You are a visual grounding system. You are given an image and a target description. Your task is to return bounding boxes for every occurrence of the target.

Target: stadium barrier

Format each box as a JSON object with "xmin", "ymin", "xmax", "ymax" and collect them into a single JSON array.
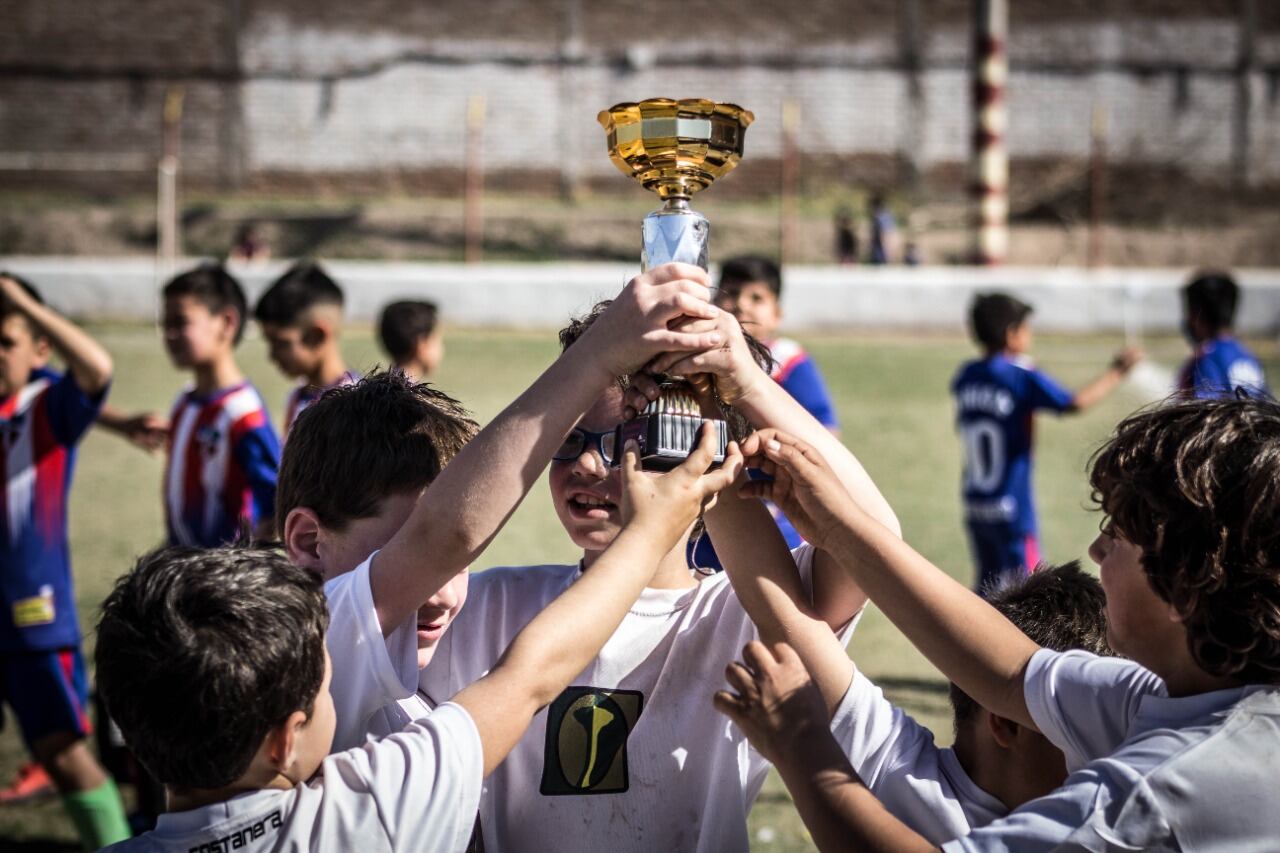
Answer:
[{"xmin": 3, "ymin": 257, "xmax": 1280, "ymax": 335}]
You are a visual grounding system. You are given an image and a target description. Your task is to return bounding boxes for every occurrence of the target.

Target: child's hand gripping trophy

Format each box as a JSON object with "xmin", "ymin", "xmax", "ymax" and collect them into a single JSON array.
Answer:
[{"xmin": 618, "ymin": 419, "xmax": 745, "ymax": 553}]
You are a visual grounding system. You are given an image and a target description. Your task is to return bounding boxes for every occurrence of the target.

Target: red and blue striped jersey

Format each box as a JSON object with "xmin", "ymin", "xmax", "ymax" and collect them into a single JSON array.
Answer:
[
  {"xmin": 768, "ymin": 338, "xmax": 839, "ymax": 429},
  {"xmin": 164, "ymin": 381, "xmax": 281, "ymax": 547},
  {"xmin": 0, "ymin": 368, "xmax": 106, "ymax": 652},
  {"xmin": 283, "ymin": 370, "xmax": 361, "ymax": 435}
]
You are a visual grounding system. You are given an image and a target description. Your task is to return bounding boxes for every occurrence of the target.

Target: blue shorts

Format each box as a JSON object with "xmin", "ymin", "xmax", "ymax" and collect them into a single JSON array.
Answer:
[
  {"xmin": 0, "ymin": 647, "xmax": 91, "ymax": 747},
  {"xmin": 966, "ymin": 522, "xmax": 1040, "ymax": 597}
]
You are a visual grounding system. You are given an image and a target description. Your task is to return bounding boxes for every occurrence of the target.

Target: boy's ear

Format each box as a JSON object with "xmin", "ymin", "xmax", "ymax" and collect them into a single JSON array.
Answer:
[
  {"xmin": 986, "ymin": 710, "xmax": 1021, "ymax": 750},
  {"xmin": 301, "ymin": 322, "xmax": 329, "ymax": 349},
  {"xmin": 265, "ymin": 710, "xmax": 309, "ymax": 775},
  {"xmin": 30, "ymin": 333, "xmax": 51, "ymax": 363},
  {"xmin": 217, "ymin": 307, "xmax": 241, "ymax": 343},
  {"xmin": 283, "ymin": 507, "xmax": 325, "ymax": 572}
]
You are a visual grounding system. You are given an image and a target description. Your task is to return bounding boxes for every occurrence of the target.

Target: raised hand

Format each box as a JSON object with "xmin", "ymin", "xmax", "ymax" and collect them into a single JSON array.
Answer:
[
  {"xmin": 630, "ymin": 310, "xmax": 769, "ymax": 413},
  {"xmin": 119, "ymin": 412, "xmax": 169, "ymax": 452},
  {"xmin": 736, "ymin": 429, "xmax": 855, "ymax": 552},
  {"xmin": 619, "ymin": 421, "xmax": 744, "ymax": 549},
  {"xmin": 712, "ymin": 641, "xmax": 830, "ymax": 765},
  {"xmin": 581, "ymin": 263, "xmax": 723, "ymax": 379}
]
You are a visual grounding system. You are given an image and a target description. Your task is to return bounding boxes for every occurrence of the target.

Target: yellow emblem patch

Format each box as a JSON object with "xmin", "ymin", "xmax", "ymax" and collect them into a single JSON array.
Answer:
[
  {"xmin": 13, "ymin": 593, "xmax": 55, "ymax": 628},
  {"xmin": 540, "ymin": 686, "xmax": 642, "ymax": 796}
]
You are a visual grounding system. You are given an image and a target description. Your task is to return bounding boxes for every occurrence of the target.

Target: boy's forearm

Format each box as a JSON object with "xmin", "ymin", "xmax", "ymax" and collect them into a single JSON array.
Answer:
[
  {"xmin": 1071, "ymin": 366, "xmax": 1124, "ymax": 412},
  {"xmin": 774, "ymin": 736, "xmax": 936, "ymax": 853},
  {"xmin": 374, "ymin": 350, "xmax": 614, "ymax": 627},
  {"xmin": 824, "ymin": 503, "xmax": 1039, "ymax": 729},
  {"xmin": 5, "ymin": 287, "xmax": 112, "ymax": 394},
  {"xmin": 732, "ymin": 375, "xmax": 894, "ymax": 624},
  {"xmin": 454, "ymin": 524, "xmax": 666, "ymax": 774},
  {"xmin": 707, "ymin": 498, "xmax": 854, "ymax": 713}
]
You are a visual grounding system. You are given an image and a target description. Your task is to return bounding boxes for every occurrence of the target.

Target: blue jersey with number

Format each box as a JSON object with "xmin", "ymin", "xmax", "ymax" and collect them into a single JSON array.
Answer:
[
  {"xmin": 952, "ymin": 355, "xmax": 1074, "ymax": 536},
  {"xmin": 1178, "ymin": 336, "xmax": 1269, "ymax": 400}
]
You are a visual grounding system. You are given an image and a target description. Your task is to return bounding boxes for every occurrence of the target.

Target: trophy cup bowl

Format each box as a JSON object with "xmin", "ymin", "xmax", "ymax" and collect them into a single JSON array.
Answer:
[{"xmin": 598, "ymin": 98, "xmax": 754, "ymax": 270}]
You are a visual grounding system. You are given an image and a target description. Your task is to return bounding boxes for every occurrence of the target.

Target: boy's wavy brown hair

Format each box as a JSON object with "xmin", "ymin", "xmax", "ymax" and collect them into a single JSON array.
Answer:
[{"xmin": 1089, "ymin": 395, "xmax": 1280, "ymax": 684}]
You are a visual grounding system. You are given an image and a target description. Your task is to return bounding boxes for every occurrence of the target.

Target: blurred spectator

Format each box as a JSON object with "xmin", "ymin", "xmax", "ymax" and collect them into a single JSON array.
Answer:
[
  {"xmin": 228, "ymin": 222, "xmax": 271, "ymax": 265},
  {"xmin": 378, "ymin": 299, "xmax": 444, "ymax": 380},
  {"xmin": 834, "ymin": 206, "xmax": 859, "ymax": 264},
  {"xmin": 904, "ymin": 241, "xmax": 922, "ymax": 266},
  {"xmin": 868, "ymin": 194, "xmax": 899, "ymax": 265}
]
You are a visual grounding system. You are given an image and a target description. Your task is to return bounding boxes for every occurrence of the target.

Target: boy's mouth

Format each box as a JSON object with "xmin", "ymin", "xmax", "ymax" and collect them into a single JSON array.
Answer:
[
  {"xmin": 567, "ymin": 490, "xmax": 617, "ymax": 520},
  {"xmin": 417, "ymin": 620, "xmax": 448, "ymax": 643}
]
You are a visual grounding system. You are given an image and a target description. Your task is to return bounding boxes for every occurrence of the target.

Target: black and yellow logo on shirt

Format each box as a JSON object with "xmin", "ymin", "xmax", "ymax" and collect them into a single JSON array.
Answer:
[{"xmin": 540, "ymin": 686, "xmax": 642, "ymax": 796}]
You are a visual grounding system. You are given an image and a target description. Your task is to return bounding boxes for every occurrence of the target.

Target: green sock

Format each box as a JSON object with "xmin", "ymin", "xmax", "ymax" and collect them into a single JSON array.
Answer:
[{"xmin": 62, "ymin": 777, "xmax": 132, "ymax": 851}]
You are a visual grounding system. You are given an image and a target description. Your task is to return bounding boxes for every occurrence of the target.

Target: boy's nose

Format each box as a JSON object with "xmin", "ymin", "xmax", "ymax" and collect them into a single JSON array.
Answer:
[
  {"xmin": 572, "ymin": 448, "xmax": 608, "ymax": 479},
  {"xmin": 427, "ymin": 581, "xmax": 459, "ymax": 612}
]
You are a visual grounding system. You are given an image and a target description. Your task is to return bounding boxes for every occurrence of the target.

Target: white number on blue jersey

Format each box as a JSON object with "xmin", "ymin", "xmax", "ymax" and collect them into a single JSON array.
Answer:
[{"xmin": 962, "ymin": 420, "xmax": 1005, "ymax": 493}]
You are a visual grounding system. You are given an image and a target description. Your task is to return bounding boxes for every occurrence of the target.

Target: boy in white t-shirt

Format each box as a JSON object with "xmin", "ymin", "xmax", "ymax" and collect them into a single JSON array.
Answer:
[
  {"xmin": 95, "ymin": 429, "xmax": 742, "ymax": 853},
  {"xmin": 271, "ymin": 263, "xmax": 725, "ymax": 753},
  {"xmin": 717, "ymin": 397, "xmax": 1280, "ymax": 851},
  {"xmin": 420, "ymin": 301, "xmax": 901, "ymax": 853}
]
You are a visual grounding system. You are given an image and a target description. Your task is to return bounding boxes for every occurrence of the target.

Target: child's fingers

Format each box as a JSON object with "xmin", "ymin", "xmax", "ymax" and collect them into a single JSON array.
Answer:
[
  {"xmin": 678, "ymin": 420, "xmax": 720, "ymax": 476},
  {"xmin": 712, "ymin": 690, "xmax": 747, "ymax": 722},
  {"xmin": 771, "ymin": 641, "xmax": 804, "ymax": 670},
  {"xmin": 724, "ymin": 661, "xmax": 760, "ymax": 702},
  {"xmin": 643, "ymin": 262, "xmax": 712, "ymax": 287},
  {"xmin": 741, "ymin": 640, "xmax": 776, "ymax": 679},
  {"xmin": 646, "ymin": 327, "xmax": 723, "ymax": 353},
  {"xmin": 699, "ymin": 441, "xmax": 744, "ymax": 496},
  {"xmin": 619, "ymin": 440, "xmax": 642, "ymax": 484},
  {"xmin": 661, "ymin": 288, "xmax": 719, "ymax": 322}
]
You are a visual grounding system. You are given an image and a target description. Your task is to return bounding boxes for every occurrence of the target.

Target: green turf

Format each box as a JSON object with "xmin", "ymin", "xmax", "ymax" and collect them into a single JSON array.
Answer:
[{"xmin": 2, "ymin": 324, "xmax": 1268, "ymax": 850}]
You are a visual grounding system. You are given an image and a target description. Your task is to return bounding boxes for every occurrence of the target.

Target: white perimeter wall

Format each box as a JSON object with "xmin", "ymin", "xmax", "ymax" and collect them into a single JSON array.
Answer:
[{"xmin": 5, "ymin": 256, "xmax": 1280, "ymax": 336}]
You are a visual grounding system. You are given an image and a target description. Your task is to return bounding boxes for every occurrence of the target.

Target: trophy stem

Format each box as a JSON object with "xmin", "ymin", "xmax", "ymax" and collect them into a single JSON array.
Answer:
[{"xmin": 642, "ymin": 198, "xmax": 710, "ymax": 271}]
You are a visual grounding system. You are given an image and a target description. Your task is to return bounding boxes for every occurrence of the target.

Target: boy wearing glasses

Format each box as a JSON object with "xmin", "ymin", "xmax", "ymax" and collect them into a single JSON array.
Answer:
[{"xmin": 419, "ymin": 298, "xmax": 901, "ymax": 852}]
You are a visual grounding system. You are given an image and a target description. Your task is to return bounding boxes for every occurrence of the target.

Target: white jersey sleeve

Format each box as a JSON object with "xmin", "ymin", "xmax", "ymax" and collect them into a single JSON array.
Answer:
[
  {"xmin": 320, "ymin": 702, "xmax": 484, "ymax": 852},
  {"xmin": 830, "ymin": 672, "xmax": 1005, "ymax": 843},
  {"xmin": 324, "ymin": 552, "xmax": 422, "ymax": 752},
  {"xmin": 1023, "ymin": 649, "xmax": 1165, "ymax": 771}
]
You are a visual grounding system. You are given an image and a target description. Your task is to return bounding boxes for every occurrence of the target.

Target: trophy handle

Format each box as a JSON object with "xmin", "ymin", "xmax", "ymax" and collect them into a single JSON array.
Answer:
[{"xmin": 642, "ymin": 199, "xmax": 709, "ymax": 271}]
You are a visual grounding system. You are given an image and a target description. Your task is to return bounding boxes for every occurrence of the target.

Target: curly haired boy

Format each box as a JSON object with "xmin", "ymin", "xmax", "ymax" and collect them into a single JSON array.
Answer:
[{"xmin": 715, "ymin": 395, "xmax": 1280, "ymax": 851}]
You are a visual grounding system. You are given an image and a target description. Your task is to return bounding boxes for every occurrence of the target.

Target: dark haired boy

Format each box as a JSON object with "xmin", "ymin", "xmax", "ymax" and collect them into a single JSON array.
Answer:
[
  {"xmin": 0, "ymin": 274, "xmax": 130, "ymax": 846},
  {"xmin": 278, "ymin": 264, "xmax": 727, "ymax": 752},
  {"xmin": 1178, "ymin": 269, "xmax": 1268, "ymax": 398},
  {"xmin": 719, "ymin": 399, "xmax": 1280, "ymax": 849},
  {"xmin": 378, "ymin": 299, "xmax": 443, "ymax": 380},
  {"xmin": 253, "ymin": 260, "xmax": 359, "ymax": 433},
  {"xmin": 157, "ymin": 265, "xmax": 280, "ymax": 546},
  {"xmin": 954, "ymin": 292, "xmax": 1139, "ymax": 592},
  {"xmin": 98, "ymin": 426, "xmax": 740, "ymax": 853}
]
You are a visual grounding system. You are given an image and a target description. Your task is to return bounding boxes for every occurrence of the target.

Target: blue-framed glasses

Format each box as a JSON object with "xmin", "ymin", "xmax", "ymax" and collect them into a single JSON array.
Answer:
[{"xmin": 553, "ymin": 427, "xmax": 618, "ymax": 465}]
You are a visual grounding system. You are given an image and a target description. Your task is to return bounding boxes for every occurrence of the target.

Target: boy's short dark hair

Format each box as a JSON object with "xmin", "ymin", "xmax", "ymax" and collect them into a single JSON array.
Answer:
[
  {"xmin": 162, "ymin": 264, "xmax": 249, "ymax": 345},
  {"xmin": 253, "ymin": 260, "xmax": 344, "ymax": 328},
  {"xmin": 557, "ymin": 300, "xmax": 773, "ymax": 442},
  {"xmin": 719, "ymin": 255, "xmax": 783, "ymax": 299},
  {"xmin": 950, "ymin": 561, "xmax": 1111, "ymax": 725},
  {"xmin": 95, "ymin": 546, "xmax": 329, "ymax": 789},
  {"xmin": 1090, "ymin": 396, "xmax": 1280, "ymax": 684},
  {"xmin": 0, "ymin": 272, "xmax": 46, "ymax": 337},
  {"xmin": 970, "ymin": 293, "xmax": 1032, "ymax": 352},
  {"xmin": 378, "ymin": 300, "xmax": 439, "ymax": 363},
  {"xmin": 276, "ymin": 370, "xmax": 478, "ymax": 534},
  {"xmin": 1183, "ymin": 270, "xmax": 1239, "ymax": 334}
]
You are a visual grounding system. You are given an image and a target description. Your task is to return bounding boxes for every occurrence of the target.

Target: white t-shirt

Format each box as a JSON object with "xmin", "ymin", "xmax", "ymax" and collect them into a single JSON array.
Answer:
[
  {"xmin": 104, "ymin": 702, "xmax": 484, "ymax": 853},
  {"xmin": 420, "ymin": 544, "xmax": 855, "ymax": 853},
  {"xmin": 946, "ymin": 648, "xmax": 1280, "ymax": 851},
  {"xmin": 828, "ymin": 670, "xmax": 1006, "ymax": 843},
  {"xmin": 323, "ymin": 553, "xmax": 421, "ymax": 752}
]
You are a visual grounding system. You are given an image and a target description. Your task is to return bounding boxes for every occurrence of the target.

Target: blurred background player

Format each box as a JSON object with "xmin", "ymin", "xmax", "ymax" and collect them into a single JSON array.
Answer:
[
  {"xmin": 0, "ymin": 274, "xmax": 129, "ymax": 848},
  {"xmin": 253, "ymin": 260, "xmax": 360, "ymax": 434},
  {"xmin": 708, "ymin": 255, "xmax": 838, "ymax": 562},
  {"xmin": 1178, "ymin": 269, "xmax": 1269, "ymax": 399},
  {"xmin": 955, "ymin": 292, "xmax": 1140, "ymax": 593},
  {"xmin": 378, "ymin": 299, "xmax": 444, "ymax": 380},
  {"xmin": 160, "ymin": 265, "xmax": 280, "ymax": 546}
]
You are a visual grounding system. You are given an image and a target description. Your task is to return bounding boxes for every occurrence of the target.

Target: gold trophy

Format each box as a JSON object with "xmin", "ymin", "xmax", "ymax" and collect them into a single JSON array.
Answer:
[{"xmin": 598, "ymin": 98, "xmax": 754, "ymax": 270}]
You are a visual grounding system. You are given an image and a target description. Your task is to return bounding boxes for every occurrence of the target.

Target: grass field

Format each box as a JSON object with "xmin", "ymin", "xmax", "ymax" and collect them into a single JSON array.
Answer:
[{"xmin": 2, "ymin": 323, "xmax": 1271, "ymax": 850}]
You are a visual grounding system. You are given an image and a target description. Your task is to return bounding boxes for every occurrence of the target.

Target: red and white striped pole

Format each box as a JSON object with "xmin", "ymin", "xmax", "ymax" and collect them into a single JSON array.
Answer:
[{"xmin": 972, "ymin": 0, "xmax": 1008, "ymax": 265}]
